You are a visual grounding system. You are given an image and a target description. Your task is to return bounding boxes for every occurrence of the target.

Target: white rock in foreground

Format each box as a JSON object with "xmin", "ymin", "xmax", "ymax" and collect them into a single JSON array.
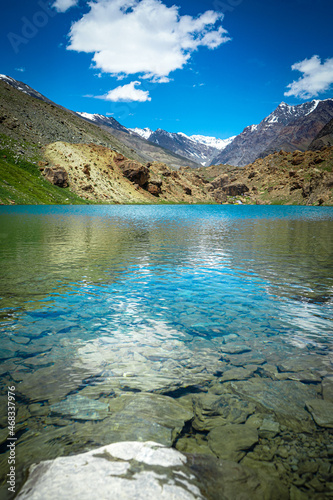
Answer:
[{"xmin": 16, "ymin": 441, "xmax": 204, "ymax": 500}]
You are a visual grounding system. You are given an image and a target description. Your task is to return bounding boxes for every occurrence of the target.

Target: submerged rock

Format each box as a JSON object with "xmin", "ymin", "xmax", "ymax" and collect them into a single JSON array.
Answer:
[
  {"xmin": 16, "ymin": 362, "xmax": 87, "ymax": 403},
  {"xmin": 64, "ymin": 392, "xmax": 194, "ymax": 447},
  {"xmin": 231, "ymin": 379, "xmax": 317, "ymax": 431},
  {"xmin": 72, "ymin": 321, "xmax": 223, "ymax": 394},
  {"xmin": 220, "ymin": 366, "xmax": 256, "ymax": 381},
  {"xmin": 50, "ymin": 394, "xmax": 109, "ymax": 421},
  {"xmin": 16, "ymin": 440, "xmax": 290, "ymax": 500},
  {"xmin": 187, "ymin": 454, "xmax": 289, "ymax": 500},
  {"xmin": 208, "ymin": 424, "xmax": 258, "ymax": 462},
  {"xmin": 220, "ymin": 344, "xmax": 252, "ymax": 355},
  {"xmin": 16, "ymin": 441, "xmax": 204, "ymax": 500},
  {"xmin": 103, "ymin": 393, "xmax": 194, "ymax": 446},
  {"xmin": 258, "ymin": 418, "xmax": 280, "ymax": 438},
  {"xmin": 322, "ymin": 376, "xmax": 333, "ymax": 402},
  {"xmin": 193, "ymin": 393, "xmax": 255, "ymax": 432},
  {"xmin": 305, "ymin": 399, "xmax": 333, "ymax": 428}
]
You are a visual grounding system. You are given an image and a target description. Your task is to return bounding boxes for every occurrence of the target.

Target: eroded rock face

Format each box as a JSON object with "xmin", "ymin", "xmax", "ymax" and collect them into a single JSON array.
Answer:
[
  {"xmin": 222, "ymin": 183, "xmax": 249, "ymax": 196},
  {"xmin": 117, "ymin": 159, "xmax": 149, "ymax": 186},
  {"xmin": 210, "ymin": 174, "xmax": 229, "ymax": 189},
  {"xmin": 43, "ymin": 166, "xmax": 69, "ymax": 187},
  {"xmin": 146, "ymin": 178, "xmax": 163, "ymax": 196}
]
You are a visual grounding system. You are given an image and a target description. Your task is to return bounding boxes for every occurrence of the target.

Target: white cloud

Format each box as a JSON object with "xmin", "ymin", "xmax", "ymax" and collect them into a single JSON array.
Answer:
[
  {"xmin": 285, "ymin": 55, "xmax": 333, "ymax": 99},
  {"xmin": 52, "ymin": 0, "xmax": 78, "ymax": 13},
  {"xmin": 15, "ymin": 67, "xmax": 25, "ymax": 72},
  {"xmin": 67, "ymin": 0, "xmax": 230, "ymax": 81},
  {"xmin": 95, "ymin": 81, "xmax": 151, "ymax": 102}
]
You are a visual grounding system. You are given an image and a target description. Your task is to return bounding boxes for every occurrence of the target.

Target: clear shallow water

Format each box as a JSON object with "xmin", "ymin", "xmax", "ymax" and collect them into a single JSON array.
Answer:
[{"xmin": 0, "ymin": 205, "xmax": 333, "ymax": 498}]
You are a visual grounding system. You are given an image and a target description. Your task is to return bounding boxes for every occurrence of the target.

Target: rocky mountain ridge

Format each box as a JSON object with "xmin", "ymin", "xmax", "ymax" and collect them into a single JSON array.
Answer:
[
  {"xmin": 211, "ymin": 99, "xmax": 333, "ymax": 167},
  {"xmin": 130, "ymin": 126, "xmax": 236, "ymax": 166},
  {"xmin": 74, "ymin": 109, "xmax": 200, "ymax": 169},
  {"xmin": 125, "ymin": 99, "xmax": 333, "ymax": 168}
]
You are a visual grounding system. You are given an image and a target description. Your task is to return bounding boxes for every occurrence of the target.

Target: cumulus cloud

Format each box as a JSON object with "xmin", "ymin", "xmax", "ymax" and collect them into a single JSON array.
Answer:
[
  {"xmin": 67, "ymin": 0, "xmax": 229, "ymax": 81},
  {"xmin": 285, "ymin": 55, "xmax": 333, "ymax": 99},
  {"xmin": 95, "ymin": 81, "xmax": 151, "ymax": 102},
  {"xmin": 52, "ymin": 0, "xmax": 78, "ymax": 13}
]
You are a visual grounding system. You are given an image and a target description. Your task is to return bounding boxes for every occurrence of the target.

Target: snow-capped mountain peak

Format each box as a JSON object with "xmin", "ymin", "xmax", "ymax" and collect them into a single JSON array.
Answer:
[
  {"xmin": 210, "ymin": 97, "xmax": 333, "ymax": 167},
  {"xmin": 128, "ymin": 127, "xmax": 236, "ymax": 165},
  {"xmin": 263, "ymin": 99, "xmax": 333, "ymax": 127},
  {"xmin": 76, "ymin": 111, "xmax": 110, "ymax": 122},
  {"xmin": 178, "ymin": 133, "xmax": 236, "ymax": 150},
  {"xmin": 129, "ymin": 127, "xmax": 153, "ymax": 140}
]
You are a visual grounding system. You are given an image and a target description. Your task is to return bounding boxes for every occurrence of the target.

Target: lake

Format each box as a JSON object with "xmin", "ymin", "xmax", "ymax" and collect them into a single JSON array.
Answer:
[{"xmin": 0, "ymin": 205, "xmax": 333, "ymax": 499}]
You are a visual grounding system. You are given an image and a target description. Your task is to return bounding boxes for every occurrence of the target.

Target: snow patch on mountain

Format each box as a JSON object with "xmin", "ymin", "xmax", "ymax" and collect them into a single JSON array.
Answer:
[
  {"xmin": 132, "ymin": 127, "xmax": 235, "ymax": 152},
  {"xmin": 0, "ymin": 74, "xmax": 16, "ymax": 83},
  {"xmin": 130, "ymin": 127, "xmax": 153, "ymax": 140},
  {"xmin": 0, "ymin": 74, "xmax": 52, "ymax": 102},
  {"xmin": 76, "ymin": 112, "xmax": 103, "ymax": 122},
  {"xmin": 178, "ymin": 133, "xmax": 236, "ymax": 150},
  {"xmin": 263, "ymin": 99, "xmax": 333, "ymax": 128}
]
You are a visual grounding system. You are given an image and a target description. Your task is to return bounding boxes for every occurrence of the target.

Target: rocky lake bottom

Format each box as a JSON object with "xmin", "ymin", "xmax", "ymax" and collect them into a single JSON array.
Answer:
[{"xmin": 0, "ymin": 204, "xmax": 332, "ymax": 499}]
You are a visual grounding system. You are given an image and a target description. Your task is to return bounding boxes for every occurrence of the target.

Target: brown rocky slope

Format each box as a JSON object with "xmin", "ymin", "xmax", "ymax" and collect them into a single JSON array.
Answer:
[
  {"xmin": 197, "ymin": 147, "xmax": 333, "ymax": 206},
  {"xmin": 42, "ymin": 141, "xmax": 333, "ymax": 206},
  {"xmin": 43, "ymin": 142, "xmax": 216, "ymax": 204}
]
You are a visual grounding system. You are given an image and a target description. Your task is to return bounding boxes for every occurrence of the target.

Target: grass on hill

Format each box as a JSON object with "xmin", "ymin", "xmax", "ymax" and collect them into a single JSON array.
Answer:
[{"xmin": 0, "ymin": 135, "xmax": 92, "ymax": 205}]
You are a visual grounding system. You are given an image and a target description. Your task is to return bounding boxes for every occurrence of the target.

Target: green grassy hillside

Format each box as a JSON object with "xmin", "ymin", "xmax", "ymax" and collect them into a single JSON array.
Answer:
[{"xmin": 0, "ymin": 136, "xmax": 90, "ymax": 205}]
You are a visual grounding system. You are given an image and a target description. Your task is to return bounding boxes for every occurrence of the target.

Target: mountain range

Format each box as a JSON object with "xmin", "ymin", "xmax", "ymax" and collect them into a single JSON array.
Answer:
[
  {"xmin": 1, "ymin": 74, "xmax": 333, "ymax": 171},
  {"xmin": 212, "ymin": 99, "xmax": 333, "ymax": 166},
  {"xmin": 77, "ymin": 99, "xmax": 333, "ymax": 168},
  {"xmin": 75, "ymin": 112, "xmax": 235, "ymax": 167},
  {"xmin": 129, "ymin": 127, "xmax": 235, "ymax": 166},
  {"xmin": 0, "ymin": 74, "xmax": 332, "ymax": 207}
]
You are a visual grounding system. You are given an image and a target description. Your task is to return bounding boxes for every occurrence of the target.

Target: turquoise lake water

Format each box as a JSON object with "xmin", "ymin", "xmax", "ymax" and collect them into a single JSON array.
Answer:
[{"xmin": 0, "ymin": 205, "xmax": 333, "ymax": 498}]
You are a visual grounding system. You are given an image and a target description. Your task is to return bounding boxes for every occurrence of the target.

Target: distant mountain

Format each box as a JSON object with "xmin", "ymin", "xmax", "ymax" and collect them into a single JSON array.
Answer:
[
  {"xmin": 129, "ymin": 127, "xmax": 235, "ymax": 166},
  {"xmin": 211, "ymin": 99, "xmax": 333, "ymax": 167},
  {"xmin": 76, "ymin": 112, "xmax": 129, "ymax": 133},
  {"xmin": 185, "ymin": 133, "xmax": 235, "ymax": 151},
  {"xmin": 130, "ymin": 127, "xmax": 153, "ymax": 140},
  {"xmin": 75, "ymin": 112, "xmax": 200, "ymax": 169},
  {"xmin": 0, "ymin": 75, "xmax": 201, "ymax": 169}
]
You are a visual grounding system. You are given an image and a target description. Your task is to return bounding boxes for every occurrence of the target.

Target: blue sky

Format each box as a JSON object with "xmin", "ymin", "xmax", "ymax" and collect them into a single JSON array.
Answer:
[{"xmin": 1, "ymin": 0, "xmax": 333, "ymax": 138}]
